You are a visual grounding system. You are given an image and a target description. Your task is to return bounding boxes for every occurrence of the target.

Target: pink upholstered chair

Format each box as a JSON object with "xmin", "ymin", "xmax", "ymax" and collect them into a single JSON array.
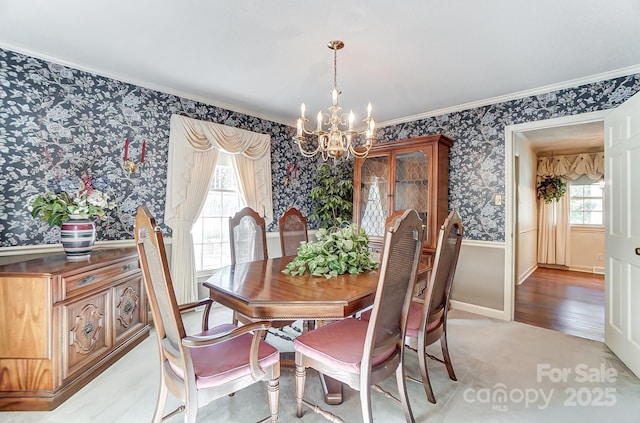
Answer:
[
  {"xmin": 405, "ymin": 210, "xmax": 463, "ymax": 404},
  {"xmin": 134, "ymin": 206, "xmax": 280, "ymax": 423},
  {"xmin": 229, "ymin": 207, "xmax": 296, "ymax": 335},
  {"xmin": 278, "ymin": 207, "xmax": 308, "ymax": 257},
  {"xmin": 293, "ymin": 209, "xmax": 425, "ymax": 422},
  {"xmin": 361, "ymin": 210, "xmax": 463, "ymax": 404},
  {"xmin": 229, "ymin": 206, "xmax": 269, "ymax": 327}
]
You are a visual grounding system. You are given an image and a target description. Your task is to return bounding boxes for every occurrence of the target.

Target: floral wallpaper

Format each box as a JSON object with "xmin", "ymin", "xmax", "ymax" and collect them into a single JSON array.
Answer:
[
  {"xmin": 1, "ymin": 46, "xmax": 639, "ymax": 248},
  {"xmin": 376, "ymin": 75, "xmax": 640, "ymax": 241},
  {"xmin": 0, "ymin": 47, "xmax": 318, "ymax": 247}
]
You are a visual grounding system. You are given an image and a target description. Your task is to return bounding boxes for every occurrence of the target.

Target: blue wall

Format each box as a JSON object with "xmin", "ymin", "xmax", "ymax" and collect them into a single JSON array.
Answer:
[{"xmin": 1, "ymin": 47, "xmax": 639, "ymax": 247}]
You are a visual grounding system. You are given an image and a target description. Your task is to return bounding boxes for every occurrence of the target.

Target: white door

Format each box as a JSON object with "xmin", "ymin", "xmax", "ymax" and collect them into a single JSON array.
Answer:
[{"xmin": 604, "ymin": 91, "xmax": 640, "ymax": 378}]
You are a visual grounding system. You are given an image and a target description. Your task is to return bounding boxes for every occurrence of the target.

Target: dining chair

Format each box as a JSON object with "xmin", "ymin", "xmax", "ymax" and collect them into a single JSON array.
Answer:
[
  {"xmin": 360, "ymin": 210, "xmax": 463, "ymax": 404},
  {"xmin": 278, "ymin": 207, "xmax": 308, "ymax": 257},
  {"xmin": 229, "ymin": 206, "xmax": 269, "ymax": 326},
  {"xmin": 229, "ymin": 207, "xmax": 296, "ymax": 336},
  {"xmin": 134, "ymin": 206, "xmax": 280, "ymax": 423},
  {"xmin": 293, "ymin": 209, "xmax": 425, "ymax": 423},
  {"xmin": 405, "ymin": 210, "xmax": 463, "ymax": 404}
]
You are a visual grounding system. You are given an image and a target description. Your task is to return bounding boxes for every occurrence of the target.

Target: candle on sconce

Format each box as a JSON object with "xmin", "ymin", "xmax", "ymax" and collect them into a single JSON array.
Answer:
[
  {"xmin": 141, "ymin": 140, "xmax": 146, "ymax": 163},
  {"xmin": 316, "ymin": 111, "xmax": 322, "ymax": 131},
  {"xmin": 124, "ymin": 138, "xmax": 129, "ymax": 161}
]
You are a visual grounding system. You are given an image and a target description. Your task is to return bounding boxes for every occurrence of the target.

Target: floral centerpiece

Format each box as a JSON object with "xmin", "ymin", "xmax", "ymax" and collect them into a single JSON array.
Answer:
[
  {"xmin": 282, "ymin": 223, "xmax": 378, "ymax": 278},
  {"xmin": 29, "ymin": 171, "xmax": 116, "ymax": 227},
  {"xmin": 537, "ymin": 176, "xmax": 567, "ymax": 204}
]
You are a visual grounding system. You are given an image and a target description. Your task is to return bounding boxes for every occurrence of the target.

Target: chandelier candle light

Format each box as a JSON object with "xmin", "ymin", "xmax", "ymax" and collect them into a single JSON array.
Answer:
[
  {"xmin": 123, "ymin": 138, "xmax": 146, "ymax": 176},
  {"xmin": 294, "ymin": 40, "xmax": 377, "ymax": 161}
]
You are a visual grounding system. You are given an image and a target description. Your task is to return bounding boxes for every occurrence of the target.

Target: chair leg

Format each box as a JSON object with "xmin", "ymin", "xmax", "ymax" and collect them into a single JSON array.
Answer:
[
  {"xmin": 152, "ymin": 380, "xmax": 168, "ymax": 423},
  {"xmin": 295, "ymin": 364, "xmax": 306, "ymax": 418},
  {"xmin": 359, "ymin": 384, "xmax": 373, "ymax": 423},
  {"xmin": 440, "ymin": 331, "xmax": 457, "ymax": 381},
  {"xmin": 395, "ymin": 357, "xmax": 415, "ymax": 423},
  {"xmin": 184, "ymin": 393, "xmax": 198, "ymax": 423},
  {"xmin": 267, "ymin": 377, "xmax": 280, "ymax": 422},
  {"xmin": 418, "ymin": 342, "xmax": 437, "ymax": 404}
]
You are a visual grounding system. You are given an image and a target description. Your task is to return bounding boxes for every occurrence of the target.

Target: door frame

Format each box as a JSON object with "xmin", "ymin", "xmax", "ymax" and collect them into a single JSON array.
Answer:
[{"xmin": 503, "ymin": 110, "xmax": 608, "ymax": 320}]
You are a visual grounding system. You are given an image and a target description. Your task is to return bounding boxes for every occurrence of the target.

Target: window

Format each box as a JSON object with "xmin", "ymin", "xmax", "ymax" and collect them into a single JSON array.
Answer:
[
  {"xmin": 569, "ymin": 175, "xmax": 604, "ymax": 225},
  {"xmin": 192, "ymin": 152, "xmax": 246, "ymax": 272}
]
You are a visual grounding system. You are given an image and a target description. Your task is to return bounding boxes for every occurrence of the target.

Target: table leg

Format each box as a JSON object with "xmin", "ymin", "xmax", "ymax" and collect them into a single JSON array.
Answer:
[{"xmin": 319, "ymin": 374, "xmax": 343, "ymax": 405}]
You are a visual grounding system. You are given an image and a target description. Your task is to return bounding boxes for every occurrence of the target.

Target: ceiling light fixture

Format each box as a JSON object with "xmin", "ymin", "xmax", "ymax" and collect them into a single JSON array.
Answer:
[{"xmin": 294, "ymin": 40, "xmax": 376, "ymax": 161}]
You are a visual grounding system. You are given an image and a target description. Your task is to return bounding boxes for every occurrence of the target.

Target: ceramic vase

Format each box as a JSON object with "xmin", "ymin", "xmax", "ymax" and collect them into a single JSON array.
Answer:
[{"xmin": 60, "ymin": 215, "xmax": 96, "ymax": 261}]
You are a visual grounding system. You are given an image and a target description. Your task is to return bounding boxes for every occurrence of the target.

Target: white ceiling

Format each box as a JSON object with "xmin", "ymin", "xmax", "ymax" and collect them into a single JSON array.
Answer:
[
  {"xmin": 517, "ymin": 121, "xmax": 604, "ymax": 155},
  {"xmin": 1, "ymin": 0, "xmax": 640, "ymax": 129}
]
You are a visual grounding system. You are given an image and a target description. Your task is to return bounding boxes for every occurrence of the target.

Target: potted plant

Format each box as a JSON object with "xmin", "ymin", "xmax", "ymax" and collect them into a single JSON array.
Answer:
[
  {"xmin": 309, "ymin": 161, "xmax": 353, "ymax": 229},
  {"xmin": 537, "ymin": 176, "xmax": 567, "ymax": 203},
  {"xmin": 29, "ymin": 171, "xmax": 115, "ymax": 260}
]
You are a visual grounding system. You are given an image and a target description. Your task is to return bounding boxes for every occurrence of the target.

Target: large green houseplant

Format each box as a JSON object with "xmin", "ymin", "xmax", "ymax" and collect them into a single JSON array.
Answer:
[{"xmin": 309, "ymin": 161, "xmax": 353, "ymax": 229}]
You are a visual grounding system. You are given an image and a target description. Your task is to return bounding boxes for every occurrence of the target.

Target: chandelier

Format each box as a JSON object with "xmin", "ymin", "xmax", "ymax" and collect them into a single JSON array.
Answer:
[{"xmin": 294, "ymin": 40, "xmax": 376, "ymax": 161}]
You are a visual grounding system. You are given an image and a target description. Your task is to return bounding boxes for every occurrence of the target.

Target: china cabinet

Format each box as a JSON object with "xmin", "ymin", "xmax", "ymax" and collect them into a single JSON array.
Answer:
[
  {"xmin": 353, "ymin": 135, "xmax": 453, "ymax": 256},
  {"xmin": 0, "ymin": 248, "xmax": 148, "ymax": 410}
]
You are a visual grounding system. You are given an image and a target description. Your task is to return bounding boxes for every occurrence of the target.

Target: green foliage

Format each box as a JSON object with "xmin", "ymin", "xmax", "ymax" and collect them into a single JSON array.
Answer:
[
  {"xmin": 282, "ymin": 224, "xmax": 378, "ymax": 278},
  {"xmin": 29, "ymin": 173, "xmax": 116, "ymax": 227},
  {"xmin": 29, "ymin": 192, "xmax": 75, "ymax": 227},
  {"xmin": 309, "ymin": 161, "xmax": 353, "ymax": 229},
  {"xmin": 537, "ymin": 176, "xmax": 567, "ymax": 203}
]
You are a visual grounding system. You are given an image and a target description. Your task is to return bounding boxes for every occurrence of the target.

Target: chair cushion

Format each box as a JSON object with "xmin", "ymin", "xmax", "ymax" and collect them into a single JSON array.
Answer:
[
  {"xmin": 293, "ymin": 318, "xmax": 396, "ymax": 374},
  {"xmin": 169, "ymin": 324, "xmax": 280, "ymax": 389},
  {"xmin": 361, "ymin": 302, "xmax": 440, "ymax": 339}
]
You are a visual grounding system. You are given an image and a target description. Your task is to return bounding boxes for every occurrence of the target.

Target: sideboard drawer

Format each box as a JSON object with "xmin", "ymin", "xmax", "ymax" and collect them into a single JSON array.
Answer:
[{"xmin": 62, "ymin": 259, "xmax": 140, "ymax": 300}]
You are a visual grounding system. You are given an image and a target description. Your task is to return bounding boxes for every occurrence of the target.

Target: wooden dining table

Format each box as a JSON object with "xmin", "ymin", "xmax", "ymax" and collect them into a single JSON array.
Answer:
[{"xmin": 203, "ymin": 255, "xmax": 431, "ymax": 405}]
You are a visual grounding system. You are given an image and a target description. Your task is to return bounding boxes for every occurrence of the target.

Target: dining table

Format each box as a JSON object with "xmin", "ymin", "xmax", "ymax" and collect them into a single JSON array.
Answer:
[{"xmin": 203, "ymin": 255, "xmax": 431, "ymax": 405}]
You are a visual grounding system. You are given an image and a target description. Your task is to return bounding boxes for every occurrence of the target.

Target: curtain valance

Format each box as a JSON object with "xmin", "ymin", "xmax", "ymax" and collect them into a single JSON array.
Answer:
[
  {"xmin": 165, "ymin": 114, "xmax": 271, "ymax": 227},
  {"xmin": 536, "ymin": 152, "xmax": 604, "ymax": 181}
]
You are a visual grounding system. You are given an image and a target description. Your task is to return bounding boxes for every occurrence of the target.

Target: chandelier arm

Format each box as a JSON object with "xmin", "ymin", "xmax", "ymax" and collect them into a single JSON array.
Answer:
[{"xmin": 295, "ymin": 39, "xmax": 375, "ymax": 161}]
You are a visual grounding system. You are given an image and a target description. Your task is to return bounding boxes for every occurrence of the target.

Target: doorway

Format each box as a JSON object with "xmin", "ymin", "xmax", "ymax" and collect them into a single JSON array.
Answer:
[{"xmin": 504, "ymin": 111, "xmax": 607, "ymax": 339}]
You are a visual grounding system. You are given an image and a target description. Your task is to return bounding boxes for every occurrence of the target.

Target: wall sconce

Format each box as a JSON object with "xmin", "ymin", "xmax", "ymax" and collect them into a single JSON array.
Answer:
[{"xmin": 123, "ymin": 138, "xmax": 146, "ymax": 176}]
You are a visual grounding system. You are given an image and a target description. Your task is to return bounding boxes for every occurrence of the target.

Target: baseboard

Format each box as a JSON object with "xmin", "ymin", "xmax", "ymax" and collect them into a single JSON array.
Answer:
[
  {"xmin": 517, "ymin": 264, "xmax": 537, "ymax": 285},
  {"xmin": 568, "ymin": 265, "xmax": 605, "ymax": 274},
  {"xmin": 450, "ymin": 300, "xmax": 507, "ymax": 320}
]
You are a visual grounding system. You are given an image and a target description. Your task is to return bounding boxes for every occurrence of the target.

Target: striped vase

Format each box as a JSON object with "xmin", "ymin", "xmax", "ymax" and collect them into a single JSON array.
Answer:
[{"xmin": 60, "ymin": 215, "xmax": 96, "ymax": 261}]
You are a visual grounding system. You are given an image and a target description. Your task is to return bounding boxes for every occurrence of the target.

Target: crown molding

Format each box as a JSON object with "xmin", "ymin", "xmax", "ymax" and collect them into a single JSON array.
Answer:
[
  {"xmin": 379, "ymin": 64, "xmax": 640, "ymax": 128},
  {"xmin": 0, "ymin": 42, "xmax": 290, "ymax": 127},
  {"xmin": 3, "ymin": 42, "xmax": 639, "ymax": 130}
]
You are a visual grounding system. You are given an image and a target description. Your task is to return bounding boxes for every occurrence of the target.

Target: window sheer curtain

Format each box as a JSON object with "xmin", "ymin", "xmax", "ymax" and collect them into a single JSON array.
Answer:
[
  {"xmin": 164, "ymin": 114, "xmax": 272, "ymax": 304},
  {"xmin": 536, "ymin": 152, "xmax": 604, "ymax": 265}
]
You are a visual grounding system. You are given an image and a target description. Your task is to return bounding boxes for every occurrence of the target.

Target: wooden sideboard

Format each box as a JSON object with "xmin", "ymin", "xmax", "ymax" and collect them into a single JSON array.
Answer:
[{"xmin": 0, "ymin": 248, "xmax": 149, "ymax": 411}]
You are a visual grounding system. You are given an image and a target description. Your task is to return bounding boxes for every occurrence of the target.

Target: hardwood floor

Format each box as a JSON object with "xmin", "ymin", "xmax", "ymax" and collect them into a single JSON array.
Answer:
[{"xmin": 514, "ymin": 267, "xmax": 604, "ymax": 342}]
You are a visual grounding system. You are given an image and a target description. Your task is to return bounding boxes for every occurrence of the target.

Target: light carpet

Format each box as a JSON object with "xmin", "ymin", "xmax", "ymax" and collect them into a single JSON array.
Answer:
[{"xmin": 1, "ymin": 308, "xmax": 639, "ymax": 423}]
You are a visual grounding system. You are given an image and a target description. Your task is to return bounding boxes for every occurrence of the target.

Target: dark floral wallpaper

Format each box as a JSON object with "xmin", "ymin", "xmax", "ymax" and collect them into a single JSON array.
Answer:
[
  {"xmin": 377, "ymin": 75, "xmax": 640, "ymax": 241},
  {"xmin": 0, "ymin": 48, "xmax": 319, "ymax": 247},
  {"xmin": 1, "ymin": 46, "xmax": 639, "ymax": 248}
]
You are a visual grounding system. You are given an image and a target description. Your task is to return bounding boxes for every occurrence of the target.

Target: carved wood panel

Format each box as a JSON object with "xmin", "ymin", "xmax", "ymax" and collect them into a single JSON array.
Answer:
[
  {"xmin": 64, "ymin": 291, "xmax": 111, "ymax": 379},
  {"xmin": 114, "ymin": 277, "xmax": 143, "ymax": 342}
]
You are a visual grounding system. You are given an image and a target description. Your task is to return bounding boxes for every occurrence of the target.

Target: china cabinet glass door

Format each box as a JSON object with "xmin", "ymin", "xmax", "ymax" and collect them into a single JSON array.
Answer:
[
  {"xmin": 394, "ymin": 150, "xmax": 429, "ymax": 224},
  {"xmin": 359, "ymin": 155, "xmax": 389, "ymax": 238}
]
